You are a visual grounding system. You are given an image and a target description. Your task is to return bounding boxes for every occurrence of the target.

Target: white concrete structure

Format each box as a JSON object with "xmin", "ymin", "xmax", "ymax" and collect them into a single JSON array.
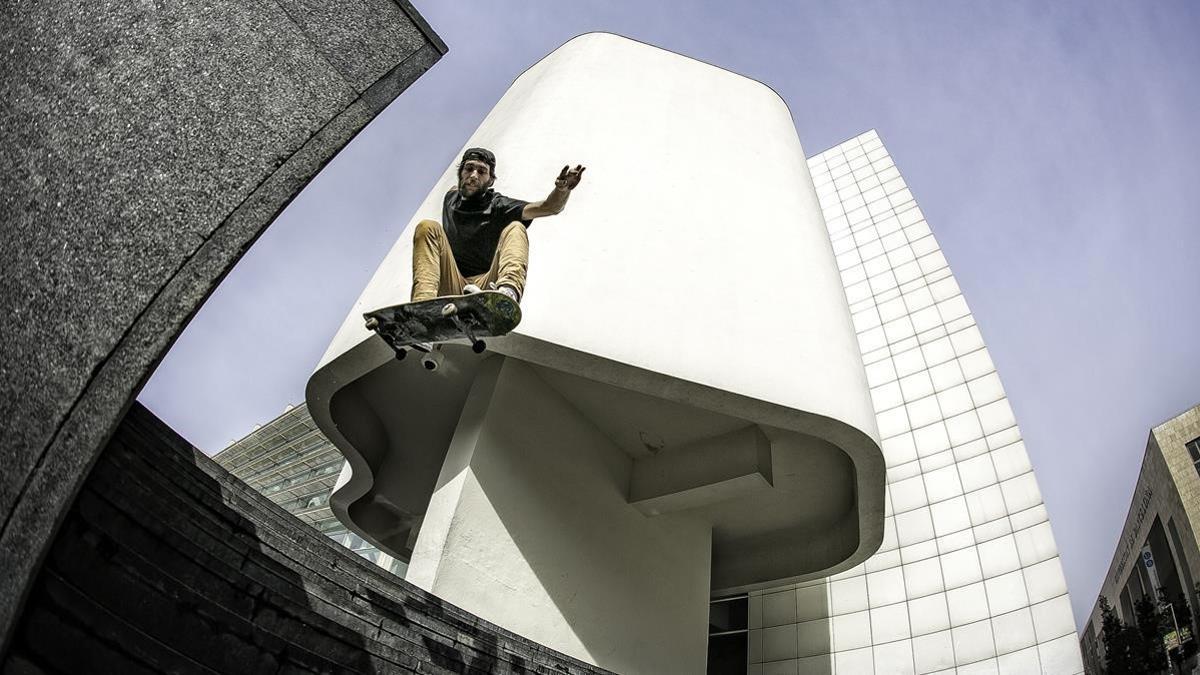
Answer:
[
  {"xmin": 739, "ymin": 132, "xmax": 1084, "ymax": 674},
  {"xmin": 307, "ymin": 33, "xmax": 886, "ymax": 673}
]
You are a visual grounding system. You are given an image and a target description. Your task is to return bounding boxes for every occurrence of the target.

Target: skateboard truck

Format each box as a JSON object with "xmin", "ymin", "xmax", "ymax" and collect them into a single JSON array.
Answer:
[
  {"xmin": 442, "ymin": 302, "xmax": 487, "ymax": 354},
  {"xmin": 390, "ymin": 341, "xmax": 434, "ymax": 363}
]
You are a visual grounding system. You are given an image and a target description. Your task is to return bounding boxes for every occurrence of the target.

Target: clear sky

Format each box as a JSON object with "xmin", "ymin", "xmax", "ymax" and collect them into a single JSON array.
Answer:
[{"xmin": 138, "ymin": 1, "xmax": 1199, "ymax": 630}]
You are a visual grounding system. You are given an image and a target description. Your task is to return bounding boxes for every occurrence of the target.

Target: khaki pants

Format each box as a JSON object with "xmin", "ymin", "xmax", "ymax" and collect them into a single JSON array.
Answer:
[{"xmin": 410, "ymin": 219, "xmax": 528, "ymax": 302}]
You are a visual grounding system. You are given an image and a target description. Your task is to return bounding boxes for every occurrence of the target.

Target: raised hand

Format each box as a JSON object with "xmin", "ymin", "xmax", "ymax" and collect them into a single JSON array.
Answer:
[{"xmin": 555, "ymin": 164, "xmax": 586, "ymax": 190}]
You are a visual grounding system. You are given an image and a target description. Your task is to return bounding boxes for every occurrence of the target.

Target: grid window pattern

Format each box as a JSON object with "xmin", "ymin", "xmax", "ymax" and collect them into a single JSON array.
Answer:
[
  {"xmin": 745, "ymin": 131, "xmax": 1082, "ymax": 675},
  {"xmin": 214, "ymin": 404, "xmax": 405, "ymax": 576}
]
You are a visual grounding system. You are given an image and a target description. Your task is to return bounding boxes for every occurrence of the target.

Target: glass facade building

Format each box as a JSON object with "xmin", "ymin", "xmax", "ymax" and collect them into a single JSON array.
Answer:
[
  {"xmin": 740, "ymin": 131, "xmax": 1082, "ymax": 674},
  {"xmin": 213, "ymin": 404, "xmax": 407, "ymax": 577}
]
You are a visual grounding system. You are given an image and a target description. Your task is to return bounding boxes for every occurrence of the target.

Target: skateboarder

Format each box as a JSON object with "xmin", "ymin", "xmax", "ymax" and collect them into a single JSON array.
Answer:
[{"xmin": 410, "ymin": 147, "xmax": 585, "ymax": 305}]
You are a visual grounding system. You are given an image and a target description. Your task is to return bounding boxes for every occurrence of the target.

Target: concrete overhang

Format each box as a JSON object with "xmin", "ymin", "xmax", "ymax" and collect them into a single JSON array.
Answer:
[{"xmin": 308, "ymin": 331, "xmax": 884, "ymax": 594}]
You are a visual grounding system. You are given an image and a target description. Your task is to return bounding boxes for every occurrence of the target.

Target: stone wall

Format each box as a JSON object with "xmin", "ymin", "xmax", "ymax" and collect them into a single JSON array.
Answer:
[
  {"xmin": 0, "ymin": 0, "xmax": 444, "ymax": 650},
  {"xmin": 1152, "ymin": 405, "xmax": 1200, "ymax": 550},
  {"xmin": 1080, "ymin": 404, "xmax": 1200, "ymax": 670},
  {"xmin": 4, "ymin": 403, "xmax": 606, "ymax": 674}
]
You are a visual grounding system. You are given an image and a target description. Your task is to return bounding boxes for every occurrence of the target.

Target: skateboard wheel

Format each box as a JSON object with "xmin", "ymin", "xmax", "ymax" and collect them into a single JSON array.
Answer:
[
  {"xmin": 441, "ymin": 302, "xmax": 457, "ymax": 317},
  {"xmin": 472, "ymin": 339, "xmax": 486, "ymax": 354},
  {"xmin": 395, "ymin": 348, "xmax": 407, "ymax": 361},
  {"xmin": 365, "ymin": 317, "xmax": 379, "ymax": 330}
]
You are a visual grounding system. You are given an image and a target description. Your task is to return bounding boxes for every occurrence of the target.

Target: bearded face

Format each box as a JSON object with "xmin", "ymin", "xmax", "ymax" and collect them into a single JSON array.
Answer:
[{"xmin": 458, "ymin": 159, "xmax": 493, "ymax": 198}]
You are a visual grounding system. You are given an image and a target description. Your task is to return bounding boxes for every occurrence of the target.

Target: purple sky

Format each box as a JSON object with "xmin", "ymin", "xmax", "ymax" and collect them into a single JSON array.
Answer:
[{"xmin": 139, "ymin": 1, "xmax": 1200, "ymax": 629}]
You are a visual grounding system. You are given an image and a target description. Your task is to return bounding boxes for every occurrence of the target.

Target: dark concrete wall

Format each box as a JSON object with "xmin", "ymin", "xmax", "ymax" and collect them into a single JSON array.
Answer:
[
  {"xmin": 5, "ymin": 403, "xmax": 607, "ymax": 674},
  {"xmin": 0, "ymin": 0, "xmax": 444, "ymax": 652}
]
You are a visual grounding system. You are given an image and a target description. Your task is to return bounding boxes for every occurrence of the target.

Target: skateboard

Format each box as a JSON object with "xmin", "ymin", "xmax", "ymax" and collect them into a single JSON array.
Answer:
[{"xmin": 363, "ymin": 291, "xmax": 521, "ymax": 368}]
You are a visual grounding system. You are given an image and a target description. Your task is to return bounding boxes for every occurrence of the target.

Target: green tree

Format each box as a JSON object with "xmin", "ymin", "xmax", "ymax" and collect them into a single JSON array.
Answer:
[
  {"xmin": 1133, "ymin": 595, "xmax": 1168, "ymax": 673},
  {"xmin": 1100, "ymin": 595, "xmax": 1172, "ymax": 674},
  {"xmin": 1101, "ymin": 596, "xmax": 1137, "ymax": 674}
]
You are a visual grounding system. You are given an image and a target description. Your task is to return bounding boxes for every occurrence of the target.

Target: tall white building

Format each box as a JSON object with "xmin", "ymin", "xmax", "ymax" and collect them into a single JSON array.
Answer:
[
  {"xmin": 740, "ymin": 132, "xmax": 1083, "ymax": 674},
  {"xmin": 307, "ymin": 34, "xmax": 1082, "ymax": 674}
]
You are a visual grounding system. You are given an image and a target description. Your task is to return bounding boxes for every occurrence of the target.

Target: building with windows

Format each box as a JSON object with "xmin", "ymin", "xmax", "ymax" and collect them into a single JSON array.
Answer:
[
  {"xmin": 727, "ymin": 131, "xmax": 1083, "ymax": 675},
  {"xmin": 306, "ymin": 33, "xmax": 1082, "ymax": 673},
  {"xmin": 1080, "ymin": 404, "xmax": 1200, "ymax": 673},
  {"xmin": 213, "ymin": 404, "xmax": 406, "ymax": 577}
]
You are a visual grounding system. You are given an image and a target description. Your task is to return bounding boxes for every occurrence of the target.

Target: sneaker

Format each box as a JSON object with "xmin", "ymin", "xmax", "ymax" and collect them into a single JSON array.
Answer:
[{"xmin": 495, "ymin": 285, "xmax": 519, "ymax": 304}]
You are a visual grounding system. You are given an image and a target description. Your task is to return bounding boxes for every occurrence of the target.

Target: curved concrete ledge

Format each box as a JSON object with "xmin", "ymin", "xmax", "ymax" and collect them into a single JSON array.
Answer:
[
  {"xmin": 308, "ymin": 329, "xmax": 885, "ymax": 593},
  {"xmin": 307, "ymin": 337, "xmax": 488, "ymax": 560}
]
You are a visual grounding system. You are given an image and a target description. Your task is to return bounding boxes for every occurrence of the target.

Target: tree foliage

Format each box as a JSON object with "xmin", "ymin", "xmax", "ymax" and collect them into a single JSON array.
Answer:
[
  {"xmin": 1099, "ymin": 594, "xmax": 1169, "ymax": 674},
  {"xmin": 1135, "ymin": 596, "xmax": 1169, "ymax": 673}
]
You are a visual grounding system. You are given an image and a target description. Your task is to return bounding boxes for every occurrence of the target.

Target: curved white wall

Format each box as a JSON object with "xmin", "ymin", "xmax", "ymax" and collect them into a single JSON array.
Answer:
[
  {"xmin": 307, "ymin": 34, "xmax": 890, "ymax": 672},
  {"xmin": 317, "ymin": 32, "xmax": 876, "ymax": 444}
]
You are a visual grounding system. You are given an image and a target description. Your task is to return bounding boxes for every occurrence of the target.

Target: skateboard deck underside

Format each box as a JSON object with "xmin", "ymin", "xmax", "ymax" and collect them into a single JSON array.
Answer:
[{"xmin": 364, "ymin": 291, "xmax": 521, "ymax": 352}]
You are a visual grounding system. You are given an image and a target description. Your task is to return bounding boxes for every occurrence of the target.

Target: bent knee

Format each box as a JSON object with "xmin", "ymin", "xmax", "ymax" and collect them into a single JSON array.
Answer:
[{"xmin": 414, "ymin": 219, "xmax": 443, "ymax": 237}]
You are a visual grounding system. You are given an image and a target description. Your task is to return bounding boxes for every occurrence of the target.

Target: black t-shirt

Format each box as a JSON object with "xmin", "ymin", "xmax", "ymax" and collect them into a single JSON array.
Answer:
[{"xmin": 441, "ymin": 188, "xmax": 531, "ymax": 277}]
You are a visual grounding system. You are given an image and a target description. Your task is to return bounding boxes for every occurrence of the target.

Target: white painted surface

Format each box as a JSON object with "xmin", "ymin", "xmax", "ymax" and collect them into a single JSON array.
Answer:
[
  {"xmin": 309, "ymin": 30, "xmax": 884, "ymax": 571},
  {"xmin": 317, "ymin": 32, "xmax": 878, "ymax": 450},
  {"xmin": 306, "ymin": 33, "xmax": 892, "ymax": 669},
  {"xmin": 408, "ymin": 356, "xmax": 712, "ymax": 674}
]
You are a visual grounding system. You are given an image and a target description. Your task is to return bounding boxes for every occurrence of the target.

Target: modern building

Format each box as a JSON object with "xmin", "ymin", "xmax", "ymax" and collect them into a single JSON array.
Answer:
[
  {"xmin": 1079, "ymin": 404, "xmax": 1200, "ymax": 673},
  {"xmin": 306, "ymin": 33, "xmax": 1082, "ymax": 673},
  {"xmin": 213, "ymin": 403, "xmax": 407, "ymax": 577},
  {"xmin": 733, "ymin": 132, "xmax": 1082, "ymax": 674}
]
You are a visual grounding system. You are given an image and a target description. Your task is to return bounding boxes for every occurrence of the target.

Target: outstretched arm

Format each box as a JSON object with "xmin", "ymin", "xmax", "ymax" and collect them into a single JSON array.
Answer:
[{"xmin": 522, "ymin": 164, "xmax": 585, "ymax": 220}]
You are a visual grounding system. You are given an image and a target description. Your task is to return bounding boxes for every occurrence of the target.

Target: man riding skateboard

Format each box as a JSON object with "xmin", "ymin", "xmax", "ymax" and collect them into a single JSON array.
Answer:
[{"xmin": 410, "ymin": 147, "xmax": 585, "ymax": 305}]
